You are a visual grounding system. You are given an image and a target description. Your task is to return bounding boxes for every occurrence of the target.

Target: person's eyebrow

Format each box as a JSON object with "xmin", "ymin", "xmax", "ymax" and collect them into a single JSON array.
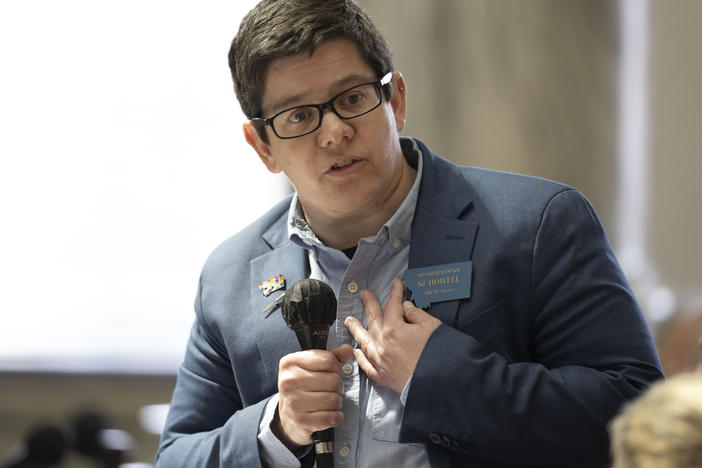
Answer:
[{"xmin": 266, "ymin": 73, "xmax": 378, "ymax": 116}]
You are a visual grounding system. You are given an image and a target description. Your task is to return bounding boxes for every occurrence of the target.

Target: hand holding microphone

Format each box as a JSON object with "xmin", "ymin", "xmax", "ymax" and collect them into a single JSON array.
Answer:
[{"xmin": 277, "ymin": 278, "xmax": 352, "ymax": 468}]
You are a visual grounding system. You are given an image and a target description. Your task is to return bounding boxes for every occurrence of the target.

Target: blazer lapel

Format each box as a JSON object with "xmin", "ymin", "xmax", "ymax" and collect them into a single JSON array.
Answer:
[
  {"xmin": 409, "ymin": 140, "xmax": 478, "ymax": 326},
  {"xmin": 250, "ymin": 214, "xmax": 310, "ymax": 382}
]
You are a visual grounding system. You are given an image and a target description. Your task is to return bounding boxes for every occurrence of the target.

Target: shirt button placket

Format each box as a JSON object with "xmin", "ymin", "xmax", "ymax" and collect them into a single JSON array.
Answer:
[{"xmin": 342, "ymin": 361, "xmax": 354, "ymax": 376}]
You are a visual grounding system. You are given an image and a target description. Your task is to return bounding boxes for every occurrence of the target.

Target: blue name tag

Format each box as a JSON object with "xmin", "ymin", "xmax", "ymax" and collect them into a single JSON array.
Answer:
[{"xmin": 403, "ymin": 261, "xmax": 472, "ymax": 308}]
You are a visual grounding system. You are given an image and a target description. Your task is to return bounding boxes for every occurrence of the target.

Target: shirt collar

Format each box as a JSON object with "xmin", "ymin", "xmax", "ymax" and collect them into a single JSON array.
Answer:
[{"xmin": 287, "ymin": 137, "xmax": 423, "ymax": 255}]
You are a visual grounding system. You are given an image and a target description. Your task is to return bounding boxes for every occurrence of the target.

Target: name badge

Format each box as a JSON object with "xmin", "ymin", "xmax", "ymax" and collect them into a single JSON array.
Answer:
[{"xmin": 403, "ymin": 261, "xmax": 472, "ymax": 308}]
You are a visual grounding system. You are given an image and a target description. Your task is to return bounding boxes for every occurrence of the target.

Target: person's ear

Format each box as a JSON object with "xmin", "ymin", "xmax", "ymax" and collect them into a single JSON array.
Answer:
[
  {"xmin": 243, "ymin": 122, "xmax": 281, "ymax": 173},
  {"xmin": 389, "ymin": 72, "xmax": 407, "ymax": 132}
]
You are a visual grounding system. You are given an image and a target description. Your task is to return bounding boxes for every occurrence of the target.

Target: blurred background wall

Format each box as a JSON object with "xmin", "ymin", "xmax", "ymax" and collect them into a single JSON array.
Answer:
[
  {"xmin": 359, "ymin": 0, "xmax": 702, "ymax": 374},
  {"xmin": 1, "ymin": 1, "xmax": 700, "ymax": 466}
]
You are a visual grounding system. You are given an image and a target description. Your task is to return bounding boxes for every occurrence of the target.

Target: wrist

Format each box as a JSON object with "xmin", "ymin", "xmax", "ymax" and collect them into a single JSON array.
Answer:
[{"xmin": 271, "ymin": 406, "xmax": 305, "ymax": 453}]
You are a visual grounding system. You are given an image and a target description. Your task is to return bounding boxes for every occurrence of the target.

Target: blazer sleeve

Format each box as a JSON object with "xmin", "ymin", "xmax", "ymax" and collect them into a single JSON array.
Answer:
[
  {"xmin": 155, "ymin": 280, "xmax": 267, "ymax": 468},
  {"xmin": 400, "ymin": 189, "xmax": 664, "ymax": 466}
]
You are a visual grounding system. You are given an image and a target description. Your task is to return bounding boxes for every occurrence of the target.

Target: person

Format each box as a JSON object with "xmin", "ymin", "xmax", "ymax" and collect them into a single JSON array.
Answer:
[
  {"xmin": 610, "ymin": 373, "xmax": 702, "ymax": 468},
  {"xmin": 155, "ymin": 1, "xmax": 664, "ymax": 467}
]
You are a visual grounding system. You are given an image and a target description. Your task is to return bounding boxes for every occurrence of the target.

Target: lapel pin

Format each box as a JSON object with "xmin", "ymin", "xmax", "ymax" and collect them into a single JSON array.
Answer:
[
  {"xmin": 261, "ymin": 293, "xmax": 285, "ymax": 315},
  {"xmin": 259, "ymin": 274, "xmax": 285, "ymax": 297}
]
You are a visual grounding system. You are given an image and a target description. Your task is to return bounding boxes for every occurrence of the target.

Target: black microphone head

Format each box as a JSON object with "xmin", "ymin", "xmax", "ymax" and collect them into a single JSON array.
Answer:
[{"xmin": 281, "ymin": 278, "xmax": 336, "ymax": 330}]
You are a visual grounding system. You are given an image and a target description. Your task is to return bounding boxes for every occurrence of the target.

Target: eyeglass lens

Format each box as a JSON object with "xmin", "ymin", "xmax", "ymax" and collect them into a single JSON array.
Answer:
[{"xmin": 272, "ymin": 83, "xmax": 381, "ymax": 138}]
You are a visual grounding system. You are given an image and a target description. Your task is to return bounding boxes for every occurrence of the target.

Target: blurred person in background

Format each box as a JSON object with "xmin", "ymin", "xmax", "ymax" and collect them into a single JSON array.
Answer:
[{"xmin": 610, "ymin": 372, "xmax": 702, "ymax": 468}]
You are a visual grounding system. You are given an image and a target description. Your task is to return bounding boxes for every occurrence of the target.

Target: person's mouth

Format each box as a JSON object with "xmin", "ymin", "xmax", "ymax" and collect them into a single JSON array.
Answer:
[
  {"xmin": 331, "ymin": 159, "xmax": 356, "ymax": 169},
  {"xmin": 327, "ymin": 158, "xmax": 361, "ymax": 173}
]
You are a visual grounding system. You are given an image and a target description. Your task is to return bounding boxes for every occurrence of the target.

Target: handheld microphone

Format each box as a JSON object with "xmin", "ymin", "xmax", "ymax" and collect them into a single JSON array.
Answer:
[{"xmin": 281, "ymin": 278, "xmax": 337, "ymax": 468}]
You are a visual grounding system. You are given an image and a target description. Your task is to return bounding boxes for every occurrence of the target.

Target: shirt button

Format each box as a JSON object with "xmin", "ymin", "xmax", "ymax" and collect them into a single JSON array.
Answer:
[
  {"xmin": 338, "ymin": 443, "xmax": 350, "ymax": 457},
  {"xmin": 392, "ymin": 239, "xmax": 402, "ymax": 249},
  {"xmin": 347, "ymin": 281, "xmax": 359, "ymax": 294},
  {"xmin": 341, "ymin": 362, "xmax": 354, "ymax": 375}
]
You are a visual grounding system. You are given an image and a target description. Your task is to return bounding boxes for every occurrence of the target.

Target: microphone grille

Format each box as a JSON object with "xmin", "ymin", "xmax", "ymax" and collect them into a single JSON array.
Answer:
[{"xmin": 281, "ymin": 278, "xmax": 337, "ymax": 329}]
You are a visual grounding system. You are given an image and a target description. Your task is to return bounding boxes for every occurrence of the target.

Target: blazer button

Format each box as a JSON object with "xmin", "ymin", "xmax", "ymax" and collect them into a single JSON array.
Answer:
[
  {"xmin": 441, "ymin": 435, "xmax": 453, "ymax": 448},
  {"xmin": 460, "ymin": 440, "xmax": 475, "ymax": 453}
]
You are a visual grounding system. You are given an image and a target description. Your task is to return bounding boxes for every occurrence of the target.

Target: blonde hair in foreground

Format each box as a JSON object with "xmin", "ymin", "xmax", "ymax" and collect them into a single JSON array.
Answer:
[{"xmin": 610, "ymin": 373, "xmax": 702, "ymax": 468}]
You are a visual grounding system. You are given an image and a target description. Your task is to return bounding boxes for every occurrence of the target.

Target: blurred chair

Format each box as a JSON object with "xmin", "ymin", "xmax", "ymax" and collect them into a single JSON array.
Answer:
[{"xmin": 656, "ymin": 312, "xmax": 702, "ymax": 375}]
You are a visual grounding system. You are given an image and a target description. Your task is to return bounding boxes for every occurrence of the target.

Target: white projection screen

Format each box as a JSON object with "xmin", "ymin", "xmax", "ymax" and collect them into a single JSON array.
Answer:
[{"xmin": 0, "ymin": 0, "xmax": 291, "ymax": 374}]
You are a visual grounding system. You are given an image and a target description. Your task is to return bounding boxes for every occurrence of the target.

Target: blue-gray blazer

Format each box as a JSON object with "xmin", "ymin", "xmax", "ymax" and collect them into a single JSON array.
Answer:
[{"xmin": 156, "ymin": 138, "xmax": 663, "ymax": 467}]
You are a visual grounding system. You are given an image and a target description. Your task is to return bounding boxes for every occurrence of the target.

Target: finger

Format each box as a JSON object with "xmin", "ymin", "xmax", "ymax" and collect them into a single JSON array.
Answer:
[
  {"xmin": 303, "ymin": 391, "xmax": 344, "ymax": 412},
  {"xmin": 353, "ymin": 347, "xmax": 379, "ymax": 382},
  {"xmin": 282, "ymin": 349, "xmax": 342, "ymax": 373},
  {"xmin": 301, "ymin": 408, "xmax": 345, "ymax": 432},
  {"xmin": 281, "ymin": 389, "xmax": 343, "ymax": 412},
  {"xmin": 401, "ymin": 300, "xmax": 428, "ymax": 323},
  {"xmin": 403, "ymin": 300, "xmax": 442, "ymax": 328},
  {"xmin": 359, "ymin": 289, "xmax": 383, "ymax": 333},
  {"xmin": 278, "ymin": 368, "xmax": 343, "ymax": 394},
  {"xmin": 279, "ymin": 398, "xmax": 344, "ymax": 438},
  {"xmin": 403, "ymin": 301, "xmax": 442, "ymax": 334},
  {"xmin": 344, "ymin": 317, "xmax": 373, "ymax": 355},
  {"xmin": 344, "ymin": 316, "xmax": 372, "ymax": 350},
  {"xmin": 382, "ymin": 278, "xmax": 408, "ymax": 325},
  {"xmin": 331, "ymin": 344, "xmax": 354, "ymax": 364}
]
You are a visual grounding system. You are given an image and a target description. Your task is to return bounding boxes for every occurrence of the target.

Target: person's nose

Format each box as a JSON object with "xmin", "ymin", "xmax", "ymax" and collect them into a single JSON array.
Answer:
[{"xmin": 316, "ymin": 109, "xmax": 353, "ymax": 148}]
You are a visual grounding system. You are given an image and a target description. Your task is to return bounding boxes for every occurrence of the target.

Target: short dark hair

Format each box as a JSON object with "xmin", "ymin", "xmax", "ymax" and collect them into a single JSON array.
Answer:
[{"xmin": 228, "ymin": 0, "xmax": 394, "ymax": 123}]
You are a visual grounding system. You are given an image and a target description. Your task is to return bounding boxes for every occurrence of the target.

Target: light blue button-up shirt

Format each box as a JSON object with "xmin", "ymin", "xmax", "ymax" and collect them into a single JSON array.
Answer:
[{"xmin": 258, "ymin": 138, "xmax": 431, "ymax": 468}]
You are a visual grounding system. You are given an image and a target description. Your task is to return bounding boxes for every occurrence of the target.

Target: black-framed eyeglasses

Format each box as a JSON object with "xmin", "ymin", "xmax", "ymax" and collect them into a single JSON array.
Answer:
[{"xmin": 251, "ymin": 72, "xmax": 393, "ymax": 140}]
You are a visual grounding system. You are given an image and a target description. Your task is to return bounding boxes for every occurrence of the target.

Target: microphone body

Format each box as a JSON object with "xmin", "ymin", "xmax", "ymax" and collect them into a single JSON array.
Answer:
[{"xmin": 281, "ymin": 279, "xmax": 337, "ymax": 468}]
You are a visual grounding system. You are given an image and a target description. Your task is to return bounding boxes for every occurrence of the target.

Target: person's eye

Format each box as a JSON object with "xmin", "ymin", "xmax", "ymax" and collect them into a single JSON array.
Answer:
[
  {"xmin": 339, "ymin": 91, "xmax": 366, "ymax": 107},
  {"xmin": 287, "ymin": 108, "xmax": 313, "ymax": 123},
  {"xmin": 345, "ymin": 93, "xmax": 362, "ymax": 105}
]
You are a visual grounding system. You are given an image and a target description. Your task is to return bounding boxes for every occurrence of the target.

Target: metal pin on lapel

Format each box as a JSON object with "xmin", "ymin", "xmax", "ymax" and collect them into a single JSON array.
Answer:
[{"xmin": 261, "ymin": 293, "xmax": 285, "ymax": 315}]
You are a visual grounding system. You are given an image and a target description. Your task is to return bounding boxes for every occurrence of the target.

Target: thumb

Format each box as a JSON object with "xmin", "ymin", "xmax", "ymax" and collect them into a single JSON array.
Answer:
[{"xmin": 331, "ymin": 344, "xmax": 354, "ymax": 363}]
